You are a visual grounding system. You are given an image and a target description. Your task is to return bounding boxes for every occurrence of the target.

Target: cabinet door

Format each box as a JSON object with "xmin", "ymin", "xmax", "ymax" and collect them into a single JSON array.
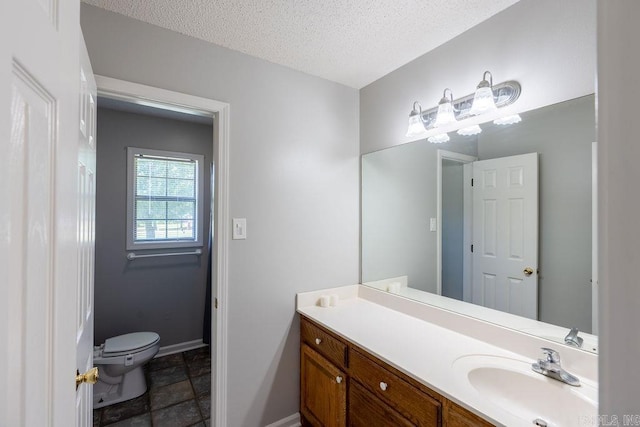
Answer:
[
  {"xmin": 349, "ymin": 381, "xmax": 413, "ymax": 427},
  {"xmin": 301, "ymin": 344, "xmax": 347, "ymax": 427}
]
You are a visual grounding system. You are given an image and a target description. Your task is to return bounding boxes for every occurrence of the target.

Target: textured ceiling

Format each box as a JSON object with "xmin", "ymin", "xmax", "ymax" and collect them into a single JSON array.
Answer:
[{"xmin": 81, "ymin": 0, "xmax": 520, "ymax": 88}]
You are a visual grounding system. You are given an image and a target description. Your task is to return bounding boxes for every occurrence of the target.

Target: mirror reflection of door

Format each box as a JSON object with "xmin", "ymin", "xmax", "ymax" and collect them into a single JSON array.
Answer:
[
  {"xmin": 471, "ymin": 153, "xmax": 538, "ymax": 319},
  {"xmin": 441, "ymin": 152, "xmax": 539, "ymax": 320}
]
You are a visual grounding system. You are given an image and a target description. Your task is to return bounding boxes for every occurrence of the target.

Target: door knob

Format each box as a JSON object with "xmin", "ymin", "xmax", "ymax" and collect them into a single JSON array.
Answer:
[
  {"xmin": 76, "ymin": 367, "xmax": 99, "ymax": 390},
  {"xmin": 523, "ymin": 267, "xmax": 534, "ymax": 277}
]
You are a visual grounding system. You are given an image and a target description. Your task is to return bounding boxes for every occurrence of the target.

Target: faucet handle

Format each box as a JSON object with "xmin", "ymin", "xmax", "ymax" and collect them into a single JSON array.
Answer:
[
  {"xmin": 540, "ymin": 347, "xmax": 561, "ymax": 364},
  {"xmin": 565, "ymin": 327, "xmax": 584, "ymax": 348}
]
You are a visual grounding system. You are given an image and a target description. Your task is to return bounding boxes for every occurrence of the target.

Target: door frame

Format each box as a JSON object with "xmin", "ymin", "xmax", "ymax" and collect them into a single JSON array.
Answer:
[
  {"xmin": 436, "ymin": 150, "xmax": 476, "ymax": 298},
  {"xmin": 95, "ymin": 76, "xmax": 230, "ymax": 427},
  {"xmin": 591, "ymin": 141, "xmax": 598, "ymax": 335}
]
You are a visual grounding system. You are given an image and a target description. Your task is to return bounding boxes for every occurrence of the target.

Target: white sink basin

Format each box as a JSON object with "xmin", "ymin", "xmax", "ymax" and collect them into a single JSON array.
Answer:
[{"xmin": 452, "ymin": 355, "xmax": 597, "ymax": 426}]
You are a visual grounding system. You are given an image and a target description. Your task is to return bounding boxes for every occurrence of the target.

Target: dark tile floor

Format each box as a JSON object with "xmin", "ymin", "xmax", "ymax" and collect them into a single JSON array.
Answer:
[{"xmin": 93, "ymin": 346, "xmax": 211, "ymax": 427}]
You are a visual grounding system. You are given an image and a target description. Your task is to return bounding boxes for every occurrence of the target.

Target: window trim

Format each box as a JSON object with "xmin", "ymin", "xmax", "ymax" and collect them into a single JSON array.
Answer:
[{"xmin": 126, "ymin": 147, "xmax": 205, "ymax": 250}]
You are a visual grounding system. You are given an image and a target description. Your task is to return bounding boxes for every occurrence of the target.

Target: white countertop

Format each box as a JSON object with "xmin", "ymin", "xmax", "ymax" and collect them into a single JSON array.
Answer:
[{"xmin": 297, "ymin": 285, "xmax": 598, "ymax": 427}]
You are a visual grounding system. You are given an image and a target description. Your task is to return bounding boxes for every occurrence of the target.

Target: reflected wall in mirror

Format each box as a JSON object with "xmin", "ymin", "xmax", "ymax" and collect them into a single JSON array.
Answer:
[{"xmin": 362, "ymin": 95, "xmax": 596, "ymax": 339}]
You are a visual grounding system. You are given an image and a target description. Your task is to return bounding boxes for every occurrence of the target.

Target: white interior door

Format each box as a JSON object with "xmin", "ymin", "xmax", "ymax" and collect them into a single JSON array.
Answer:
[
  {"xmin": 76, "ymin": 37, "xmax": 98, "ymax": 426},
  {"xmin": 0, "ymin": 1, "xmax": 83, "ymax": 426},
  {"xmin": 472, "ymin": 153, "xmax": 539, "ymax": 319}
]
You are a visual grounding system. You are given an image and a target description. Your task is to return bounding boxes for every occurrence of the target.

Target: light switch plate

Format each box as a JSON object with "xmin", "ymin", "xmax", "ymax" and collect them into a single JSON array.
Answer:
[{"xmin": 232, "ymin": 218, "xmax": 247, "ymax": 240}]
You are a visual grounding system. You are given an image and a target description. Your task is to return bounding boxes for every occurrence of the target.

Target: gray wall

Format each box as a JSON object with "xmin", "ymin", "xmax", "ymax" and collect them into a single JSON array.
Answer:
[
  {"xmin": 441, "ymin": 161, "xmax": 464, "ymax": 300},
  {"xmin": 478, "ymin": 96, "xmax": 594, "ymax": 332},
  {"xmin": 361, "ymin": 140, "xmax": 476, "ymax": 293},
  {"xmin": 598, "ymin": 0, "xmax": 640, "ymax": 416},
  {"xmin": 360, "ymin": 0, "xmax": 596, "ymax": 155},
  {"xmin": 94, "ymin": 106, "xmax": 213, "ymax": 347},
  {"xmin": 82, "ymin": 5, "xmax": 360, "ymax": 426}
]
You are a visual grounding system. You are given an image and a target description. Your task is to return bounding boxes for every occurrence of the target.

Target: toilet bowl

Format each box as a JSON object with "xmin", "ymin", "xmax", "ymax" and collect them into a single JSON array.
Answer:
[{"xmin": 93, "ymin": 331, "xmax": 160, "ymax": 409}]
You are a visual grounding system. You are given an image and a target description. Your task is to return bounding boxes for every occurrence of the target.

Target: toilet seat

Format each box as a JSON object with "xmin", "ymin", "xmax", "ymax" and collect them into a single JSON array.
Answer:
[{"xmin": 102, "ymin": 332, "xmax": 160, "ymax": 357}]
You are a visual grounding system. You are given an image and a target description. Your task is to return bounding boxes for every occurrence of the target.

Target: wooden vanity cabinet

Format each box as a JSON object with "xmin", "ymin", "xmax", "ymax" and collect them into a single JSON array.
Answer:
[{"xmin": 300, "ymin": 316, "xmax": 495, "ymax": 427}]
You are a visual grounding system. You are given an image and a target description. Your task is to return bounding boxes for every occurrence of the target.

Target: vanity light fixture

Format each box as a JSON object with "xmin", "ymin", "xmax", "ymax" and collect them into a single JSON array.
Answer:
[
  {"xmin": 405, "ymin": 73, "xmax": 521, "ymax": 143},
  {"xmin": 469, "ymin": 71, "xmax": 498, "ymax": 116},
  {"xmin": 405, "ymin": 101, "xmax": 427, "ymax": 137},
  {"xmin": 433, "ymin": 88, "xmax": 457, "ymax": 127},
  {"xmin": 457, "ymin": 125, "xmax": 482, "ymax": 136}
]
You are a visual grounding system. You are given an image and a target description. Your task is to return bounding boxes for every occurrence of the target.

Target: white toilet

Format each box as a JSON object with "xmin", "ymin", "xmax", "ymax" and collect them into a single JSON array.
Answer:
[{"xmin": 93, "ymin": 331, "xmax": 160, "ymax": 409}]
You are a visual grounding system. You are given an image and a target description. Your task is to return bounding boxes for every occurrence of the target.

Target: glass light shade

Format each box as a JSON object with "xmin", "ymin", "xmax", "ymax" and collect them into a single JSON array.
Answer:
[
  {"xmin": 406, "ymin": 114, "xmax": 427, "ymax": 137},
  {"xmin": 469, "ymin": 86, "xmax": 497, "ymax": 115},
  {"xmin": 457, "ymin": 125, "xmax": 482, "ymax": 136},
  {"xmin": 434, "ymin": 102, "xmax": 456, "ymax": 127},
  {"xmin": 493, "ymin": 114, "xmax": 522, "ymax": 125},
  {"xmin": 428, "ymin": 133, "xmax": 450, "ymax": 144}
]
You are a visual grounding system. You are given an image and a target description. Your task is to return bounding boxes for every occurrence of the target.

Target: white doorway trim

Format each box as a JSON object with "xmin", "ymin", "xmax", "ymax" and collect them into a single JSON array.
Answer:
[
  {"xmin": 94, "ymin": 76, "xmax": 230, "ymax": 427},
  {"xmin": 591, "ymin": 141, "xmax": 598, "ymax": 335},
  {"xmin": 436, "ymin": 150, "xmax": 477, "ymax": 297}
]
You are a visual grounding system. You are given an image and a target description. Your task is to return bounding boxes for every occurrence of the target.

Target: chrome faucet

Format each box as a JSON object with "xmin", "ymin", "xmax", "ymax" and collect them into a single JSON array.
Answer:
[
  {"xmin": 564, "ymin": 327, "xmax": 584, "ymax": 348},
  {"xmin": 531, "ymin": 347, "xmax": 581, "ymax": 387}
]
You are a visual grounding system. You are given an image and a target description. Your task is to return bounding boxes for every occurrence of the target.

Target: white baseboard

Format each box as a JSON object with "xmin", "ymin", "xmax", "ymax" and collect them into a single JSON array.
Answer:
[
  {"xmin": 155, "ymin": 339, "xmax": 207, "ymax": 358},
  {"xmin": 265, "ymin": 413, "xmax": 301, "ymax": 427}
]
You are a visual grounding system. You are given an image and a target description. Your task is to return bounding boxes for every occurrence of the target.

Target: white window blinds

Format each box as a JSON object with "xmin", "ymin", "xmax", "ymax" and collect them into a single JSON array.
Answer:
[{"xmin": 126, "ymin": 148, "xmax": 204, "ymax": 250}]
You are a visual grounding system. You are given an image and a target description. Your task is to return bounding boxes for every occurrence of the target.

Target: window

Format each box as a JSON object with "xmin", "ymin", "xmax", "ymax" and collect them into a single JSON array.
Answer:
[{"xmin": 126, "ymin": 147, "xmax": 204, "ymax": 250}]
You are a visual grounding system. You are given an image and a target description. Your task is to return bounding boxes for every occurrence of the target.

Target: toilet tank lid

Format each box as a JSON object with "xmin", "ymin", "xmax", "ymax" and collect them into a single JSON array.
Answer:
[{"xmin": 103, "ymin": 332, "xmax": 160, "ymax": 354}]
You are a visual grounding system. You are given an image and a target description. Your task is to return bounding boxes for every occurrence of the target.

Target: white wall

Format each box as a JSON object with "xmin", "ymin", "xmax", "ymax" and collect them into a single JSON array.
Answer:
[
  {"xmin": 360, "ymin": 0, "xmax": 596, "ymax": 154},
  {"xmin": 81, "ymin": 5, "xmax": 360, "ymax": 426},
  {"xmin": 597, "ymin": 0, "xmax": 640, "ymax": 417}
]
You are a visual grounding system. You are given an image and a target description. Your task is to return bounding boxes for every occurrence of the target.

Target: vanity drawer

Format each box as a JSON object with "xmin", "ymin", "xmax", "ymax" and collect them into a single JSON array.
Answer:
[
  {"xmin": 349, "ymin": 380, "xmax": 414, "ymax": 427},
  {"xmin": 350, "ymin": 349, "xmax": 441, "ymax": 426},
  {"xmin": 301, "ymin": 317, "xmax": 348, "ymax": 369}
]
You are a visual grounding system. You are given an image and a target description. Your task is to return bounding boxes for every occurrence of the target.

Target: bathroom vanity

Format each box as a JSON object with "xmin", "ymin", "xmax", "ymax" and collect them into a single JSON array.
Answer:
[
  {"xmin": 300, "ymin": 316, "xmax": 490, "ymax": 426},
  {"xmin": 297, "ymin": 285, "xmax": 598, "ymax": 427}
]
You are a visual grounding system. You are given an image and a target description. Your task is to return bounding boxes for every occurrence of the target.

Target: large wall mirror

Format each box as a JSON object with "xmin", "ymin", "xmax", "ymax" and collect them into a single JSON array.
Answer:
[{"xmin": 362, "ymin": 94, "xmax": 597, "ymax": 353}]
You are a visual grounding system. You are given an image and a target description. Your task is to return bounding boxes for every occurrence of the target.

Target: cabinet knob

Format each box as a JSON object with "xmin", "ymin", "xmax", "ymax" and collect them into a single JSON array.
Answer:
[
  {"xmin": 315, "ymin": 338, "xmax": 322, "ymax": 345},
  {"xmin": 336, "ymin": 376, "xmax": 343, "ymax": 384},
  {"xmin": 379, "ymin": 381, "xmax": 388, "ymax": 391}
]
